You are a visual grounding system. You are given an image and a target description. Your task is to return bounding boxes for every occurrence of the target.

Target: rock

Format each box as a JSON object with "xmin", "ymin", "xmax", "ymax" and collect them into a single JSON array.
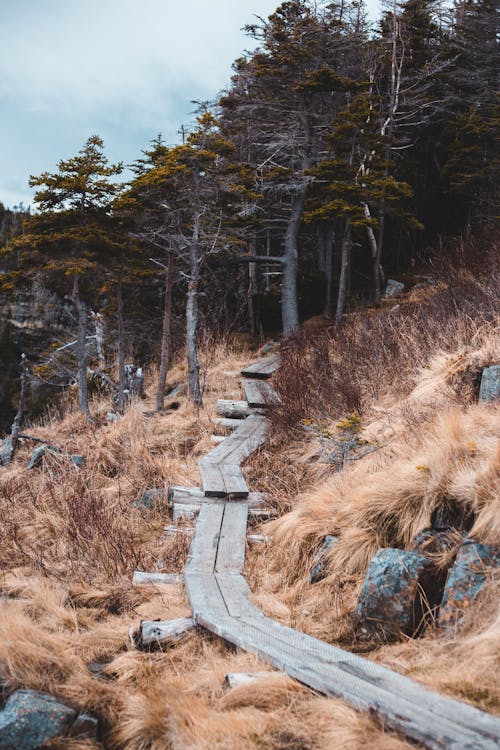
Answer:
[
  {"xmin": 69, "ymin": 713, "xmax": 99, "ymax": 740},
  {"xmin": 409, "ymin": 529, "xmax": 465, "ymax": 556},
  {"xmin": 132, "ymin": 488, "xmax": 166, "ymax": 511},
  {"xmin": 479, "ymin": 365, "xmax": 500, "ymax": 402},
  {"xmin": 261, "ymin": 341, "xmax": 279, "ymax": 355},
  {"xmin": 166, "ymin": 384, "xmax": 183, "ymax": 400},
  {"xmin": 438, "ymin": 539, "xmax": 500, "ymax": 634},
  {"xmin": 355, "ymin": 548, "xmax": 437, "ymax": 642},
  {"xmin": 70, "ymin": 454, "xmax": 85, "ymax": 467},
  {"xmin": 27, "ymin": 444, "xmax": 49, "ymax": 469},
  {"xmin": 0, "ymin": 689, "xmax": 76, "ymax": 749},
  {"xmin": 309, "ymin": 535, "xmax": 338, "ymax": 583},
  {"xmin": 382, "ymin": 279, "xmax": 405, "ymax": 299},
  {"xmin": 106, "ymin": 411, "xmax": 120, "ymax": 422}
]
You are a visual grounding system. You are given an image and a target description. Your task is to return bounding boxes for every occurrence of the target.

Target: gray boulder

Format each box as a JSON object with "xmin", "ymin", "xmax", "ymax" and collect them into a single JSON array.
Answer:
[
  {"xmin": 382, "ymin": 279, "xmax": 405, "ymax": 299},
  {"xmin": 479, "ymin": 365, "xmax": 500, "ymax": 403},
  {"xmin": 0, "ymin": 690, "xmax": 75, "ymax": 749},
  {"xmin": 309, "ymin": 535, "xmax": 338, "ymax": 583},
  {"xmin": 27, "ymin": 444, "xmax": 50, "ymax": 469},
  {"xmin": 132, "ymin": 488, "xmax": 166, "ymax": 511},
  {"xmin": 355, "ymin": 548, "xmax": 436, "ymax": 642},
  {"xmin": 438, "ymin": 539, "xmax": 499, "ymax": 634}
]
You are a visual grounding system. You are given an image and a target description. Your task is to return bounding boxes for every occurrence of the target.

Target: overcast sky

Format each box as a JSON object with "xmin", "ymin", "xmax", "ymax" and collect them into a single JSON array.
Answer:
[{"xmin": 0, "ymin": 0, "xmax": 380, "ymax": 209}]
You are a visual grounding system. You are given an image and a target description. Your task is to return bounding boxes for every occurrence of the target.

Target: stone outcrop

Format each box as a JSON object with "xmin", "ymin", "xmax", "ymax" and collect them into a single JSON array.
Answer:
[{"xmin": 438, "ymin": 539, "xmax": 499, "ymax": 633}]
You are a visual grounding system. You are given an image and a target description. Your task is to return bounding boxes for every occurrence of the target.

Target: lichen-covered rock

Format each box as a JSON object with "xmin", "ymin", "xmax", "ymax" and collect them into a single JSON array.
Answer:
[
  {"xmin": 309, "ymin": 535, "xmax": 338, "ymax": 583},
  {"xmin": 0, "ymin": 690, "xmax": 76, "ymax": 749},
  {"xmin": 382, "ymin": 279, "xmax": 405, "ymax": 299},
  {"xmin": 409, "ymin": 529, "xmax": 465, "ymax": 556},
  {"xmin": 27, "ymin": 444, "xmax": 49, "ymax": 469},
  {"xmin": 479, "ymin": 365, "xmax": 500, "ymax": 402},
  {"xmin": 132, "ymin": 488, "xmax": 166, "ymax": 511},
  {"xmin": 355, "ymin": 548, "xmax": 436, "ymax": 642},
  {"xmin": 438, "ymin": 539, "xmax": 500, "ymax": 634}
]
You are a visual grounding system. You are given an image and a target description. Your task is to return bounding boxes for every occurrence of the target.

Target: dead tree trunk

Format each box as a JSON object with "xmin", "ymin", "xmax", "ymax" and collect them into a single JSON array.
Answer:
[
  {"xmin": 323, "ymin": 226, "xmax": 335, "ymax": 320},
  {"xmin": 0, "ymin": 354, "xmax": 28, "ymax": 466},
  {"xmin": 282, "ymin": 189, "xmax": 305, "ymax": 336},
  {"xmin": 156, "ymin": 250, "xmax": 174, "ymax": 411},
  {"xmin": 186, "ymin": 213, "xmax": 202, "ymax": 407},
  {"xmin": 335, "ymin": 221, "xmax": 352, "ymax": 326},
  {"xmin": 73, "ymin": 275, "xmax": 92, "ymax": 420},
  {"xmin": 117, "ymin": 279, "xmax": 127, "ymax": 411}
]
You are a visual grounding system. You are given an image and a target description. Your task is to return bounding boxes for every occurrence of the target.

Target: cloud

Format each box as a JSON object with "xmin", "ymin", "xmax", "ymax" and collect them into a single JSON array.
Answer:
[{"xmin": 0, "ymin": 0, "xmax": 380, "ymax": 208}]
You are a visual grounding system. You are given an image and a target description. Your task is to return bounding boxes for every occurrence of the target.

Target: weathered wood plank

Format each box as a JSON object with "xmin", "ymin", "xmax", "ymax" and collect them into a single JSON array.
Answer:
[
  {"xmin": 224, "ymin": 671, "xmax": 285, "ymax": 688},
  {"xmin": 185, "ymin": 502, "xmax": 224, "ymax": 573},
  {"xmin": 241, "ymin": 379, "xmax": 277, "ymax": 408},
  {"xmin": 169, "ymin": 486, "xmax": 267, "ymax": 508},
  {"xmin": 198, "ymin": 460, "xmax": 227, "ymax": 497},
  {"xmin": 210, "ymin": 434, "xmax": 226, "ymax": 444},
  {"xmin": 195, "ymin": 608, "xmax": 498, "ymax": 750},
  {"xmin": 217, "ymin": 400, "xmax": 253, "ymax": 418},
  {"xmin": 133, "ymin": 571, "xmax": 181, "ymax": 586},
  {"xmin": 213, "ymin": 417, "xmax": 242, "ymax": 429},
  {"xmin": 215, "ymin": 503, "xmax": 248, "ymax": 573},
  {"xmin": 140, "ymin": 617, "xmax": 195, "ymax": 648},
  {"xmin": 241, "ymin": 355, "xmax": 280, "ymax": 379},
  {"xmin": 219, "ymin": 463, "xmax": 249, "ymax": 498}
]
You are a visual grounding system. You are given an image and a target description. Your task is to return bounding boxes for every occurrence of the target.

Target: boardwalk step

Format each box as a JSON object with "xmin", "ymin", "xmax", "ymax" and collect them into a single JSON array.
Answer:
[
  {"xmin": 241, "ymin": 355, "xmax": 280, "ymax": 379},
  {"xmin": 241, "ymin": 379, "xmax": 277, "ymax": 408}
]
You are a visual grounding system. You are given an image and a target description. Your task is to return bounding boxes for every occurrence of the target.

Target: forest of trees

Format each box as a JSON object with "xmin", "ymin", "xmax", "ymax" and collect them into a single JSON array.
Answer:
[{"xmin": 0, "ymin": 0, "xmax": 497, "ymax": 426}]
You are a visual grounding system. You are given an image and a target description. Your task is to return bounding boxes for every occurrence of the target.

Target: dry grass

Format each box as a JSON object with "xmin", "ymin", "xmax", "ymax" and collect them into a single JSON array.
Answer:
[{"xmin": 0, "ymin": 250, "xmax": 499, "ymax": 746}]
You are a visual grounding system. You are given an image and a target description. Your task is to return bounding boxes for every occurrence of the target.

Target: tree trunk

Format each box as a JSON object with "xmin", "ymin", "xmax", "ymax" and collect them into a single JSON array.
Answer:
[
  {"xmin": 0, "ymin": 354, "xmax": 28, "ymax": 465},
  {"xmin": 323, "ymin": 226, "xmax": 335, "ymax": 320},
  {"xmin": 93, "ymin": 312, "xmax": 106, "ymax": 370},
  {"xmin": 186, "ymin": 214, "xmax": 202, "ymax": 407},
  {"xmin": 117, "ymin": 279, "xmax": 127, "ymax": 411},
  {"xmin": 282, "ymin": 190, "xmax": 305, "ymax": 336},
  {"xmin": 73, "ymin": 276, "xmax": 92, "ymax": 420},
  {"xmin": 335, "ymin": 221, "xmax": 352, "ymax": 326},
  {"xmin": 156, "ymin": 251, "xmax": 174, "ymax": 411}
]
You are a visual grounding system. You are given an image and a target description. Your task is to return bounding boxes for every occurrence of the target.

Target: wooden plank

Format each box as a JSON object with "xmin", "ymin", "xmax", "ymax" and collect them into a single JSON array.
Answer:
[
  {"xmin": 217, "ymin": 400, "xmax": 253, "ymax": 418},
  {"xmin": 169, "ymin": 487, "xmax": 267, "ymax": 509},
  {"xmin": 241, "ymin": 379, "xmax": 277, "ymax": 408},
  {"xmin": 210, "ymin": 434, "xmax": 226, "ymax": 444},
  {"xmin": 241, "ymin": 355, "xmax": 280, "ymax": 379},
  {"xmin": 140, "ymin": 617, "xmax": 195, "ymax": 648},
  {"xmin": 215, "ymin": 503, "xmax": 248, "ymax": 573},
  {"xmin": 133, "ymin": 571, "xmax": 180, "ymax": 586},
  {"xmin": 168, "ymin": 485, "xmax": 204, "ymax": 508},
  {"xmin": 185, "ymin": 502, "xmax": 224, "ymax": 572},
  {"xmin": 199, "ymin": 460, "xmax": 226, "ymax": 497},
  {"xmin": 196, "ymin": 608, "xmax": 498, "ymax": 750},
  {"xmin": 213, "ymin": 417, "xmax": 242, "ymax": 429},
  {"xmin": 219, "ymin": 463, "xmax": 248, "ymax": 498},
  {"xmin": 225, "ymin": 672, "xmax": 285, "ymax": 688}
]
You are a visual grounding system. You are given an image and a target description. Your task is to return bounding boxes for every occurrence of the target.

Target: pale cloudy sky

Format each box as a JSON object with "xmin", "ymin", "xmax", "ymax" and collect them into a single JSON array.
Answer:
[{"xmin": 0, "ymin": 0, "xmax": 380, "ymax": 209}]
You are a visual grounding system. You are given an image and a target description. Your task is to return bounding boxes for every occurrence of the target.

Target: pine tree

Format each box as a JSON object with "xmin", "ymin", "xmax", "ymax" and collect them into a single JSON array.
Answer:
[{"xmin": 15, "ymin": 135, "xmax": 122, "ymax": 419}]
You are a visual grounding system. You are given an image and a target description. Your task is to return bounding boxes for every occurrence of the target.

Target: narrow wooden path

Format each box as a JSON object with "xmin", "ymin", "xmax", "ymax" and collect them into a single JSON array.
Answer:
[{"xmin": 183, "ymin": 355, "xmax": 500, "ymax": 750}]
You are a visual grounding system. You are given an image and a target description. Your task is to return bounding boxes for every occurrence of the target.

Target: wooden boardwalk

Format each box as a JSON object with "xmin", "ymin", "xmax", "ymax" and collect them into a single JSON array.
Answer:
[{"xmin": 183, "ymin": 355, "xmax": 500, "ymax": 750}]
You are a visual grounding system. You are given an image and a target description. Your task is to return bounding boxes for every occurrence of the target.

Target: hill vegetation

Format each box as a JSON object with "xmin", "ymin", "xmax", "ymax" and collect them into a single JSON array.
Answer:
[{"xmin": 0, "ymin": 0, "xmax": 498, "ymax": 747}]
